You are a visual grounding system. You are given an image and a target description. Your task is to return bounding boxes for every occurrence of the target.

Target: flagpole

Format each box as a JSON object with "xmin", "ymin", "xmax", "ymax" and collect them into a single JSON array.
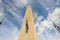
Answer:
[
  {"xmin": 18, "ymin": 5, "xmax": 37, "ymax": 40},
  {"xmin": 49, "ymin": 13, "xmax": 60, "ymax": 33}
]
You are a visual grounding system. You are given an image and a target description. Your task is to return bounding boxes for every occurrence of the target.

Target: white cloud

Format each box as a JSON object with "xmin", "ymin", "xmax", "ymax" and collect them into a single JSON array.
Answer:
[
  {"xmin": 34, "ymin": 7, "xmax": 60, "ymax": 40},
  {"xmin": 34, "ymin": 13, "xmax": 43, "ymax": 27},
  {"xmin": 3, "ymin": 3, "xmax": 23, "ymax": 24},
  {"xmin": 37, "ymin": 16, "xmax": 43, "ymax": 22},
  {"xmin": 36, "ymin": 20, "xmax": 53, "ymax": 36},
  {"xmin": 13, "ymin": 0, "xmax": 32, "ymax": 8},
  {"xmin": 3, "ymin": 3, "xmax": 21, "ymax": 19},
  {"xmin": 48, "ymin": 7, "xmax": 60, "ymax": 24},
  {"xmin": 0, "ymin": 0, "xmax": 2, "ymax": 3},
  {"xmin": 56, "ymin": 0, "xmax": 60, "ymax": 7},
  {"xmin": 0, "ymin": 2, "xmax": 22, "ymax": 40},
  {"xmin": 0, "ymin": 18, "xmax": 19, "ymax": 40},
  {"xmin": 6, "ymin": 6, "xmax": 23, "ymax": 22},
  {"xmin": 0, "ymin": 26, "xmax": 18, "ymax": 40},
  {"xmin": 38, "ymin": 0, "xmax": 56, "ymax": 10},
  {"xmin": 0, "ymin": 6, "xmax": 5, "ymax": 22},
  {"xmin": 34, "ymin": 13, "xmax": 52, "ymax": 35},
  {"xmin": 38, "ymin": 29, "xmax": 60, "ymax": 40},
  {"xmin": 0, "ymin": 12, "xmax": 4, "ymax": 21},
  {"xmin": 33, "ymin": 13, "xmax": 45, "ymax": 35},
  {"xmin": 33, "ymin": 12, "xmax": 43, "ymax": 21},
  {"xmin": 33, "ymin": 12, "xmax": 38, "ymax": 19}
]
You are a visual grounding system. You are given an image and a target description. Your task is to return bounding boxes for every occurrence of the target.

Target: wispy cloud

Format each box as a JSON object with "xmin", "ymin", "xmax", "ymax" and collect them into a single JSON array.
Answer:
[
  {"xmin": 0, "ymin": 5, "xmax": 5, "ymax": 22},
  {"xmin": 0, "ymin": 3, "xmax": 19, "ymax": 40},
  {"xmin": 0, "ymin": 18, "xmax": 19, "ymax": 40},
  {"xmin": 38, "ymin": 0, "xmax": 57, "ymax": 10},
  {"xmin": 34, "ymin": 7, "xmax": 60, "ymax": 40},
  {"xmin": 13, "ymin": 0, "xmax": 32, "ymax": 8},
  {"xmin": 48, "ymin": 7, "xmax": 60, "ymax": 25},
  {"xmin": 1, "ymin": 0, "xmax": 60, "ymax": 40},
  {"xmin": 0, "ymin": 26, "xmax": 18, "ymax": 40},
  {"xmin": 2, "ymin": 0, "xmax": 23, "ymax": 28},
  {"xmin": 0, "ymin": 0, "xmax": 2, "ymax": 3},
  {"xmin": 5, "ymin": 5, "xmax": 23, "ymax": 22}
]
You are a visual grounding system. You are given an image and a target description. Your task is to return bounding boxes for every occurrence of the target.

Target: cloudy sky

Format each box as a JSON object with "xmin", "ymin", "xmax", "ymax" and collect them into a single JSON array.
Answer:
[{"xmin": 0, "ymin": 0, "xmax": 60, "ymax": 40}]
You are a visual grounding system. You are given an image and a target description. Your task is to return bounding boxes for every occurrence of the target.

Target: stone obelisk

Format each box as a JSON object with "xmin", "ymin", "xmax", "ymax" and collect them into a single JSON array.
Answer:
[{"xmin": 18, "ymin": 5, "xmax": 37, "ymax": 40}]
